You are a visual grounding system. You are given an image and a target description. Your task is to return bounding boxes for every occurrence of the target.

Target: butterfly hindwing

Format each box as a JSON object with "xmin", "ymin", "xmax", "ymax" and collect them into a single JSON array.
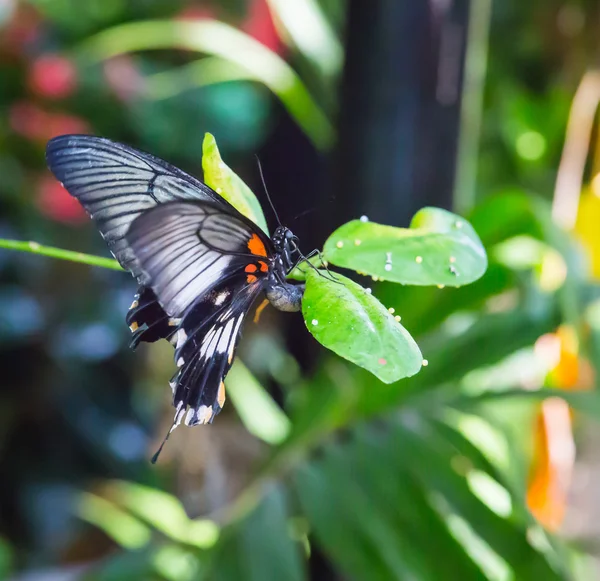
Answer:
[
  {"xmin": 126, "ymin": 286, "xmax": 177, "ymax": 349},
  {"xmin": 45, "ymin": 134, "xmax": 226, "ymax": 283},
  {"xmin": 170, "ymin": 278, "xmax": 261, "ymax": 426}
]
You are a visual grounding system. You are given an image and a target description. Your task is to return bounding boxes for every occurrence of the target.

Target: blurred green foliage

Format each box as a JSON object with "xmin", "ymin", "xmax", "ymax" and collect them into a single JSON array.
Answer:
[{"xmin": 2, "ymin": 0, "xmax": 600, "ymax": 580}]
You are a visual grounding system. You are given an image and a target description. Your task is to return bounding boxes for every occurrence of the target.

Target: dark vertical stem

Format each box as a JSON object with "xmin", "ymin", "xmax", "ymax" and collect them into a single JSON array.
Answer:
[{"xmin": 333, "ymin": 0, "xmax": 470, "ymax": 227}]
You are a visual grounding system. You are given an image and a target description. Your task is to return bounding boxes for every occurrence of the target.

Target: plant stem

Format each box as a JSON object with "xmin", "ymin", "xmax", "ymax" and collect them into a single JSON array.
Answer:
[{"xmin": 0, "ymin": 239, "xmax": 123, "ymax": 271}]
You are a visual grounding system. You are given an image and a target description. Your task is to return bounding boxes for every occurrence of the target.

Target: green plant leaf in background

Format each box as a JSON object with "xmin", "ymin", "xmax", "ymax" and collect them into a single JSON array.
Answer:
[
  {"xmin": 209, "ymin": 485, "xmax": 306, "ymax": 581},
  {"xmin": 77, "ymin": 19, "xmax": 335, "ymax": 151},
  {"xmin": 202, "ymin": 132, "xmax": 269, "ymax": 233},
  {"xmin": 324, "ymin": 208, "xmax": 487, "ymax": 286},
  {"xmin": 301, "ymin": 270, "xmax": 423, "ymax": 383}
]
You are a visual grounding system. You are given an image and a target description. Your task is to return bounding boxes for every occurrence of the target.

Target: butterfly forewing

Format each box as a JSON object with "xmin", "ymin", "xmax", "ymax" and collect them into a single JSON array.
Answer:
[
  {"xmin": 125, "ymin": 201, "xmax": 272, "ymax": 316},
  {"xmin": 45, "ymin": 135, "xmax": 225, "ymax": 283}
]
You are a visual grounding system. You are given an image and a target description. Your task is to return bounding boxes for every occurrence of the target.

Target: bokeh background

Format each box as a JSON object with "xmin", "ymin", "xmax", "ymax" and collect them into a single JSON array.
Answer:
[{"xmin": 2, "ymin": 0, "xmax": 600, "ymax": 579}]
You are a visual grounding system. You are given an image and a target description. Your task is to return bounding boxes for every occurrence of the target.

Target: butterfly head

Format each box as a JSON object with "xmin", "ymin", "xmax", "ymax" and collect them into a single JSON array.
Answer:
[
  {"xmin": 272, "ymin": 226, "xmax": 300, "ymax": 272},
  {"xmin": 272, "ymin": 226, "xmax": 299, "ymax": 252}
]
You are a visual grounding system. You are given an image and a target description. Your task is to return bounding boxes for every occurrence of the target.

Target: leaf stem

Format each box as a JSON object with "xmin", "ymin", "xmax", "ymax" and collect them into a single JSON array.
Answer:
[{"xmin": 0, "ymin": 239, "xmax": 123, "ymax": 271}]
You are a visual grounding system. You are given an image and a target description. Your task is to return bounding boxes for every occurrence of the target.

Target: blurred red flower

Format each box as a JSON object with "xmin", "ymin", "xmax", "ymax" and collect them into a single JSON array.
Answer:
[
  {"xmin": 9, "ymin": 101, "xmax": 89, "ymax": 142},
  {"xmin": 36, "ymin": 175, "xmax": 86, "ymax": 224},
  {"xmin": 243, "ymin": 0, "xmax": 282, "ymax": 54},
  {"xmin": 28, "ymin": 55, "xmax": 77, "ymax": 99}
]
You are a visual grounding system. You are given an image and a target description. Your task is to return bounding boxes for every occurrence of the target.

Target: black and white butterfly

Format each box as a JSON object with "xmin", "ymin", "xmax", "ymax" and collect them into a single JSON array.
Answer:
[{"xmin": 46, "ymin": 135, "xmax": 305, "ymax": 437}]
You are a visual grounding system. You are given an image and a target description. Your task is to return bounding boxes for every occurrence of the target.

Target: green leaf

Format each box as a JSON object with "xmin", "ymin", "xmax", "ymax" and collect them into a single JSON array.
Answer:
[
  {"xmin": 106, "ymin": 481, "xmax": 219, "ymax": 548},
  {"xmin": 226, "ymin": 361, "xmax": 291, "ymax": 445},
  {"xmin": 392, "ymin": 422, "xmax": 565, "ymax": 580},
  {"xmin": 265, "ymin": 0, "xmax": 343, "ymax": 79},
  {"xmin": 202, "ymin": 133, "xmax": 269, "ymax": 234},
  {"xmin": 323, "ymin": 208, "xmax": 487, "ymax": 286},
  {"xmin": 301, "ymin": 270, "xmax": 423, "ymax": 383}
]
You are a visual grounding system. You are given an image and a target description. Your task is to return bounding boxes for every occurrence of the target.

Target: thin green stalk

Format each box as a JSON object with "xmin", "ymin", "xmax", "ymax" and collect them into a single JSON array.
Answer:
[
  {"xmin": 0, "ymin": 239, "xmax": 123, "ymax": 271},
  {"xmin": 453, "ymin": 0, "xmax": 492, "ymax": 214}
]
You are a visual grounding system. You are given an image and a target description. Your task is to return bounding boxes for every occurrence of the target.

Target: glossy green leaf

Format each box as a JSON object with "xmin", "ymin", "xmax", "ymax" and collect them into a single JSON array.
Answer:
[
  {"xmin": 301, "ymin": 270, "xmax": 423, "ymax": 383},
  {"xmin": 202, "ymin": 133, "xmax": 269, "ymax": 234},
  {"xmin": 323, "ymin": 208, "xmax": 487, "ymax": 286}
]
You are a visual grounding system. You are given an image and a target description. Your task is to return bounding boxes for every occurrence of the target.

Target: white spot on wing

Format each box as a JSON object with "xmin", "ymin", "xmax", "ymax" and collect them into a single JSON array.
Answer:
[{"xmin": 176, "ymin": 328, "xmax": 188, "ymax": 349}]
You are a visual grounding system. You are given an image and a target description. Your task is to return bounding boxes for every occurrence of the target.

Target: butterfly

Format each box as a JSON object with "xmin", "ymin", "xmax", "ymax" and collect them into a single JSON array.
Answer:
[{"xmin": 46, "ymin": 134, "xmax": 306, "ymax": 440}]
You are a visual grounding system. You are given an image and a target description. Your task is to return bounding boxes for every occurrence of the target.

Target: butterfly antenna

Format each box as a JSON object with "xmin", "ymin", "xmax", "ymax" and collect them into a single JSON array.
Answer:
[{"xmin": 255, "ymin": 155, "xmax": 282, "ymax": 227}]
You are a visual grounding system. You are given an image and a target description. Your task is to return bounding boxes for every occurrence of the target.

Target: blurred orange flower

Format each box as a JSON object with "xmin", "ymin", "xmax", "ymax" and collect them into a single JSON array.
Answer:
[{"xmin": 528, "ymin": 326, "xmax": 594, "ymax": 531}]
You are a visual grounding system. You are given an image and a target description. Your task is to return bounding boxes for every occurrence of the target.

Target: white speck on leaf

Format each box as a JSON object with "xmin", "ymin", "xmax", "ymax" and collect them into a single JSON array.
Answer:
[
  {"xmin": 360, "ymin": 215, "xmax": 369, "ymax": 222},
  {"xmin": 365, "ymin": 287, "xmax": 372, "ymax": 294},
  {"xmin": 388, "ymin": 307, "xmax": 395, "ymax": 314},
  {"xmin": 384, "ymin": 264, "xmax": 392, "ymax": 271},
  {"xmin": 336, "ymin": 241, "xmax": 344, "ymax": 249},
  {"xmin": 449, "ymin": 256, "xmax": 456, "ymax": 263},
  {"xmin": 422, "ymin": 359, "xmax": 429, "ymax": 367},
  {"xmin": 415, "ymin": 256, "xmax": 423, "ymax": 264},
  {"xmin": 394, "ymin": 315, "xmax": 401, "ymax": 322},
  {"xmin": 311, "ymin": 319, "xmax": 318, "ymax": 326}
]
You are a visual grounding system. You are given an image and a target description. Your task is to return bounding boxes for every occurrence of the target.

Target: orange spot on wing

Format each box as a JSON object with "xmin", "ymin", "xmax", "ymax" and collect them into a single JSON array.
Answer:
[
  {"xmin": 217, "ymin": 382, "xmax": 226, "ymax": 408},
  {"xmin": 245, "ymin": 264, "xmax": 258, "ymax": 273},
  {"xmin": 253, "ymin": 298, "xmax": 269, "ymax": 323},
  {"xmin": 246, "ymin": 274, "xmax": 258, "ymax": 283},
  {"xmin": 248, "ymin": 233, "xmax": 267, "ymax": 257},
  {"xmin": 258, "ymin": 260, "xmax": 269, "ymax": 272}
]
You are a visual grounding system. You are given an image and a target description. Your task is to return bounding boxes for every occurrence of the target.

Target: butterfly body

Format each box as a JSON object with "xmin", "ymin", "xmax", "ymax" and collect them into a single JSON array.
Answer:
[{"xmin": 45, "ymin": 135, "xmax": 304, "ymax": 430}]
